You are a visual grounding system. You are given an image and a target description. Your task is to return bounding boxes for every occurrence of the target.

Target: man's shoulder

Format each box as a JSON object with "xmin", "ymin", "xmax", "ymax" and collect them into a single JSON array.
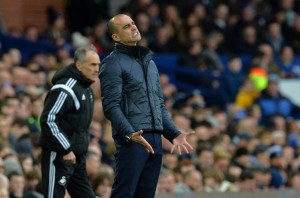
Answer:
[
  {"xmin": 103, "ymin": 51, "xmax": 120, "ymax": 63},
  {"xmin": 102, "ymin": 51, "xmax": 134, "ymax": 66}
]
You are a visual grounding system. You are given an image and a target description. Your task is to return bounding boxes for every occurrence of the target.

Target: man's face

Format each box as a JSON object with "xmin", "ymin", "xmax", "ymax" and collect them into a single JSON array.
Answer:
[
  {"xmin": 112, "ymin": 15, "xmax": 141, "ymax": 46},
  {"xmin": 77, "ymin": 51, "xmax": 100, "ymax": 81}
]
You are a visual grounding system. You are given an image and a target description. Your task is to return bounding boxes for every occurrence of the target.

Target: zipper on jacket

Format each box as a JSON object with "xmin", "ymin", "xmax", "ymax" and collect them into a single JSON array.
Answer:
[
  {"xmin": 136, "ymin": 57, "xmax": 156, "ymax": 128},
  {"xmin": 86, "ymin": 87, "xmax": 93, "ymax": 128}
]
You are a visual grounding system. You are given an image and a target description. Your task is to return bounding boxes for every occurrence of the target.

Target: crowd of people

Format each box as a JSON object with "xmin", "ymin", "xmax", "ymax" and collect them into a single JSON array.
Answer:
[{"xmin": 1, "ymin": 0, "xmax": 300, "ymax": 197}]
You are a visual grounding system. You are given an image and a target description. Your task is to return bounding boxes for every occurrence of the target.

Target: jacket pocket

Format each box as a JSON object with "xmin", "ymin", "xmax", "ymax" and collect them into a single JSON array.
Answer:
[{"xmin": 70, "ymin": 132, "xmax": 89, "ymax": 154}]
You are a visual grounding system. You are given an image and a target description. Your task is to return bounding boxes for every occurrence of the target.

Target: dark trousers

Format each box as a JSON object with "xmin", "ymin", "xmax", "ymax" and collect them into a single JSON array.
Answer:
[
  {"xmin": 41, "ymin": 149, "xmax": 95, "ymax": 198},
  {"xmin": 111, "ymin": 132, "xmax": 163, "ymax": 198}
]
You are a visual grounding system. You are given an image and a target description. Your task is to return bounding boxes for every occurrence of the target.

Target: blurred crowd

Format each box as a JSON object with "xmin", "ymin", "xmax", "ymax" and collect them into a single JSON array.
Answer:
[{"xmin": 1, "ymin": 0, "xmax": 300, "ymax": 197}]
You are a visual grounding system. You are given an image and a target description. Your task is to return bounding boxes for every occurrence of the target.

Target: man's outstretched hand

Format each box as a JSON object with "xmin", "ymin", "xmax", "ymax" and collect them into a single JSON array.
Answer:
[
  {"xmin": 171, "ymin": 132, "xmax": 194, "ymax": 155},
  {"xmin": 130, "ymin": 130, "xmax": 155, "ymax": 154}
]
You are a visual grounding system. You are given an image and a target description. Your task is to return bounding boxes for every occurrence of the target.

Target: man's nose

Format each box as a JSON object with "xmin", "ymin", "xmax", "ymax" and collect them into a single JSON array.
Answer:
[{"xmin": 131, "ymin": 25, "xmax": 137, "ymax": 30}]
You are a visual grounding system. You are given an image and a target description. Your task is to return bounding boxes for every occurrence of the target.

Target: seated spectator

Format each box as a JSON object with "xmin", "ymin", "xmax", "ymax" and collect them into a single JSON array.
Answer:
[
  {"xmin": 254, "ymin": 75, "xmax": 299, "ymax": 124},
  {"xmin": 248, "ymin": 43, "xmax": 281, "ymax": 76},
  {"xmin": 276, "ymin": 45, "xmax": 300, "ymax": 79},
  {"xmin": 253, "ymin": 144, "xmax": 270, "ymax": 169},
  {"xmin": 231, "ymin": 147, "xmax": 252, "ymax": 170},
  {"xmin": 234, "ymin": 25, "xmax": 261, "ymax": 55},
  {"xmin": 23, "ymin": 25, "xmax": 40, "ymax": 42},
  {"xmin": 156, "ymin": 169, "xmax": 176, "ymax": 193},
  {"xmin": 195, "ymin": 147, "xmax": 214, "ymax": 172},
  {"xmin": 286, "ymin": 171, "xmax": 300, "ymax": 188},
  {"xmin": 8, "ymin": 171, "xmax": 25, "ymax": 198},
  {"xmin": 269, "ymin": 152, "xmax": 286, "ymax": 189},
  {"xmin": 148, "ymin": 25, "xmax": 178, "ymax": 53},
  {"xmin": 251, "ymin": 166, "xmax": 272, "ymax": 190},
  {"xmin": 287, "ymin": 15, "xmax": 300, "ymax": 53},
  {"xmin": 286, "ymin": 118, "xmax": 300, "ymax": 148},
  {"xmin": 91, "ymin": 171, "xmax": 114, "ymax": 198},
  {"xmin": 203, "ymin": 168, "xmax": 227, "ymax": 192},
  {"xmin": 91, "ymin": 21, "xmax": 112, "ymax": 53},
  {"xmin": 219, "ymin": 55, "xmax": 244, "ymax": 106},
  {"xmin": 86, "ymin": 150, "xmax": 101, "ymax": 181},
  {"xmin": 177, "ymin": 41, "xmax": 203, "ymax": 68},
  {"xmin": 23, "ymin": 169, "xmax": 42, "ymax": 197},
  {"xmin": 175, "ymin": 169, "xmax": 203, "ymax": 193},
  {"xmin": 236, "ymin": 170, "xmax": 257, "ymax": 191},
  {"xmin": 41, "ymin": 8, "xmax": 70, "ymax": 46},
  {"xmin": 264, "ymin": 21, "xmax": 286, "ymax": 55},
  {"xmin": 203, "ymin": 169, "xmax": 238, "ymax": 192},
  {"xmin": 235, "ymin": 77, "xmax": 259, "ymax": 109},
  {"xmin": 198, "ymin": 32, "xmax": 224, "ymax": 73}
]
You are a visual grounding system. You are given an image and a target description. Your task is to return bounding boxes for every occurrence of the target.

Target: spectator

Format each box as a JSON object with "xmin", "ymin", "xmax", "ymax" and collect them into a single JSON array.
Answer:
[
  {"xmin": 91, "ymin": 21, "xmax": 112, "ymax": 54},
  {"xmin": 177, "ymin": 41, "xmax": 203, "ymax": 68},
  {"xmin": 236, "ymin": 170, "xmax": 257, "ymax": 191},
  {"xmin": 276, "ymin": 45, "xmax": 300, "ymax": 78},
  {"xmin": 235, "ymin": 77, "xmax": 259, "ymax": 109},
  {"xmin": 41, "ymin": 8, "xmax": 70, "ymax": 46},
  {"xmin": 195, "ymin": 147, "xmax": 214, "ymax": 172},
  {"xmin": 287, "ymin": 15, "xmax": 300, "ymax": 53},
  {"xmin": 232, "ymin": 147, "xmax": 252, "ymax": 170},
  {"xmin": 234, "ymin": 25, "xmax": 261, "ymax": 55},
  {"xmin": 91, "ymin": 171, "xmax": 114, "ymax": 198},
  {"xmin": 156, "ymin": 169, "xmax": 176, "ymax": 193},
  {"xmin": 253, "ymin": 144, "xmax": 270, "ymax": 169},
  {"xmin": 287, "ymin": 171, "xmax": 300, "ymax": 188},
  {"xmin": 269, "ymin": 152, "xmax": 286, "ymax": 189},
  {"xmin": 23, "ymin": 25, "xmax": 40, "ymax": 42},
  {"xmin": 174, "ymin": 169, "xmax": 202, "ymax": 193},
  {"xmin": 255, "ymin": 76, "xmax": 299, "ymax": 124},
  {"xmin": 86, "ymin": 150, "xmax": 101, "ymax": 181},
  {"xmin": 249, "ymin": 43, "xmax": 281, "ymax": 76},
  {"xmin": 220, "ymin": 55, "xmax": 244, "ymax": 106},
  {"xmin": 149, "ymin": 25, "xmax": 177, "ymax": 53},
  {"xmin": 264, "ymin": 21, "xmax": 286, "ymax": 54},
  {"xmin": 8, "ymin": 171, "xmax": 25, "ymax": 198}
]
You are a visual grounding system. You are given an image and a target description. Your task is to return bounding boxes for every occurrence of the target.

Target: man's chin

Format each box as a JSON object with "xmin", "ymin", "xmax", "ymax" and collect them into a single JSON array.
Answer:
[{"xmin": 89, "ymin": 76, "xmax": 98, "ymax": 82}]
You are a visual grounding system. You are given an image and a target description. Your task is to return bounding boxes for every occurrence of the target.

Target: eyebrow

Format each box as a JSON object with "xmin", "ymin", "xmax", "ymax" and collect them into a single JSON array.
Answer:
[{"xmin": 122, "ymin": 21, "xmax": 135, "ymax": 29}]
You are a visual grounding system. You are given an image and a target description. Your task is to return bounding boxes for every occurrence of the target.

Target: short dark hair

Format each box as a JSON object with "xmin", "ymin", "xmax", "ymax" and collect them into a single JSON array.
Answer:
[
  {"xmin": 107, "ymin": 14, "xmax": 126, "ymax": 37},
  {"xmin": 73, "ymin": 45, "xmax": 97, "ymax": 63},
  {"xmin": 107, "ymin": 17, "xmax": 116, "ymax": 37}
]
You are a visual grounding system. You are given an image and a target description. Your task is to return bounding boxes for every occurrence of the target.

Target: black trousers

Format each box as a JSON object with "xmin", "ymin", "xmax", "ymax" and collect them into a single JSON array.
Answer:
[
  {"xmin": 41, "ymin": 149, "xmax": 95, "ymax": 198},
  {"xmin": 111, "ymin": 132, "xmax": 163, "ymax": 198}
]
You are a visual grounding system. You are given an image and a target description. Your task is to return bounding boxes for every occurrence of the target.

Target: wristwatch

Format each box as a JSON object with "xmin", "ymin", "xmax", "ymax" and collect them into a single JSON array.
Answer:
[{"xmin": 125, "ymin": 134, "xmax": 132, "ymax": 142}]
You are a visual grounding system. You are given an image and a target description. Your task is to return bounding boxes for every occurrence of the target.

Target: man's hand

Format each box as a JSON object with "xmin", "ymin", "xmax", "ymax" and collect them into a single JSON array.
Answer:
[
  {"xmin": 63, "ymin": 151, "xmax": 76, "ymax": 164},
  {"xmin": 171, "ymin": 132, "xmax": 194, "ymax": 155},
  {"xmin": 130, "ymin": 130, "xmax": 155, "ymax": 154}
]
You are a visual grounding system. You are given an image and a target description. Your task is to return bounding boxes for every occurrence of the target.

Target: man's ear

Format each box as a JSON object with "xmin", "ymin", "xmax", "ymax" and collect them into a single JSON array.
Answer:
[
  {"xmin": 75, "ymin": 61, "xmax": 81, "ymax": 70},
  {"xmin": 112, "ymin": 34, "xmax": 120, "ymax": 42}
]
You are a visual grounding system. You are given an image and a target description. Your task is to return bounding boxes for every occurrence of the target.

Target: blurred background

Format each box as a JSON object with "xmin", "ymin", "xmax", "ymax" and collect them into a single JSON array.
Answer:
[{"xmin": 1, "ymin": 0, "xmax": 300, "ymax": 197}]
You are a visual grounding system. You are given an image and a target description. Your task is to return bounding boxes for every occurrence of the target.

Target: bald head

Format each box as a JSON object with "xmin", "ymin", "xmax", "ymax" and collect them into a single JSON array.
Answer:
[{"xmin": 107, "ymin": 14, "xmax": 127, "ymax": 37}]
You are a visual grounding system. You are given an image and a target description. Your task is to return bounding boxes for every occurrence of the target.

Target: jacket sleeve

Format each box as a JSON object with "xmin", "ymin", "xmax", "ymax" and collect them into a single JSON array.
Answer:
[
  {"xmin": 157, "ymin": 72, "xmax": 181, "ymax": 143},
  {"xmin": 40, "ymin": 89, "xmax": 72, "ymax": 154},
  {"xmin": 99, "ymin": 57, "xmax": 135, "ymax": 138}
]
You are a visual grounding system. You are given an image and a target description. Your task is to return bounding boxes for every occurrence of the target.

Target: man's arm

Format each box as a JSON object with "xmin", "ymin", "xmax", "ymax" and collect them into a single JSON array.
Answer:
[
  {"xmin": 40, "ymin": 89, "xmax": 73, "ymax": 155},
  {"xmin": 157, "ymin": 73, "xmax": 194, "ymax": 154},
  {"xmin": 99, "ymin": 57, "xmax": 135, "ymax": 138},
  {"xmin": 157, "ymin": 77, "xmax": 181, "ymax": 142}
]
